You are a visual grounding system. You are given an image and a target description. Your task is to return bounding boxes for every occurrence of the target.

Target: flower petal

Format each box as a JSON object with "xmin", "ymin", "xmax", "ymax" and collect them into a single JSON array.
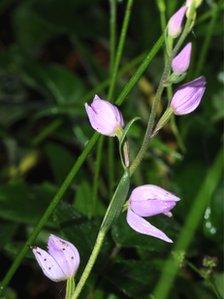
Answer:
[
  {"xmin": 126, "ymin": 208, "xmax": 173, "ymax": 243},
  {"xmin": 130, "ymin": 185, "xmax": 180, "ymax": 202},
  {"xmin": 32, "ymin": 247, "xmax": 66, "ymax": 282},
  {"xmin": 131, "ymin": 199, "xmax": 176, "ymax": 217},
  {"xmin": 48, "ymin": 235, "xmax": 80, "ymax": 277}
]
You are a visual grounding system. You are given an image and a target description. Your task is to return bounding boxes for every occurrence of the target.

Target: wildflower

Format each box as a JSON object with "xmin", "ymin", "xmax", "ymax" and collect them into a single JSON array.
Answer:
[
  {"xmin": 170, "ymin": 76, "xmax": 206, "ymax": 115},
  {"xmin": 168, "ymin": 6, "xmax": 187, "ymax": 38},
  {"xmin": 126, "ymin": 185, "xmax": 180, "ymax": 243},
  {"xmin": 172, "ymin": 43, "xmax": 192, "ymax": 75},
  {"xmin": 32, "ymin": 234, "xmax": 80, "ymax": 282},
  {"xmin": 85, "ymin": 95, "xmax": 124, "ymax": 136}
]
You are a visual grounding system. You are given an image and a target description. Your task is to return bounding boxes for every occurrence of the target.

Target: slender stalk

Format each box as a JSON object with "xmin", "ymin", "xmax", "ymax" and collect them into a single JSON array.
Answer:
[
  {"xmin": 92, "ymin": 136, "xmax": 104, "ymax": 216},
  {"xmin": 0, "ymin": 34, "xmax": 163, "ymax": 295},
  {"xmin": 71, "ymin": 230, "xmax": 106, "ymax": 299},
  {"xmin": 194, "ymin": 3, "xmax": 218, "ymax": 76},
  {"xmin": 108, "ymin": 0, "xmax": 134, "ymax": 100},
  {"xmin": 129, "ymin": 61, "xmax": 170, "ymax": 175},
  {"xmin": 108, "ymin": 139, "xmax": 115, "ymax": 198},
  {"xmin": 153, "ymin": 150, "xmax": 223, "ymax": 299},
  {"xmin": 66, "ymin": 277, "xmax": 75, "ymax": 299},
  {"xmin": 109, "ymin": 0, "xmax": 117, "ymax": 77},
  {"xmin": 129, "ymin": 5, "xmax": 196, "ymax": 174}
]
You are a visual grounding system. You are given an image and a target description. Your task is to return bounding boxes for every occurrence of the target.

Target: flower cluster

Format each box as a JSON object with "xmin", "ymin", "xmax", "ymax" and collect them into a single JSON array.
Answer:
[{"xmin": 32, "ymin": 0, "xmax": 207, "ymax": 287}]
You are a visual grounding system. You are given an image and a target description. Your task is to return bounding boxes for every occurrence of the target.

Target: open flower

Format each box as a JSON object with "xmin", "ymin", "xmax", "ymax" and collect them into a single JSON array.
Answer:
[
  {"xmin": 85, "ymin": 95, "xmax": 124, "ymax": 136},
  {"xmin": 32, "ymin": 234, "xmax": 80, "ymax": 282},
  {"xmin": 170, "ymin": 76, "xmax": 206, "ymax": 115},
  {"xmin": 172, "ymin": 43, "xmax": 192, "ymax": 75},
  {"xmin": 126, "ymin": 185, "xmax": 180, "ymax": 243},
  {"xmin": 168, "ymin": 6, "xmax": 187, "ymax": 38}
]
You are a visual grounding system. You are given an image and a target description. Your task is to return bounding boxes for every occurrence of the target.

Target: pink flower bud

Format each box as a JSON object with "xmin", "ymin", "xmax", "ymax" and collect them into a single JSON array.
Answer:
[
  {"xmin": 126, "ymin": 185, "xmax": 180, "ymax": 243},
  {"xmin": 171, "ymin": 76, "xmax": 206, "ymax": 115},
  {"xmin": 172, "ymin": 43, "xmax": 192, "ymax": 75},
  {"xmin": 32, "ymin": 235, "xmax": 80, "ymax": 282},
  {"xmin": 168, "ymin": 6, "xmax": 187, "ymax": 38},
  {"xmin": 85, "ymin": 95, "xmax": 124, "ymax": 136}
]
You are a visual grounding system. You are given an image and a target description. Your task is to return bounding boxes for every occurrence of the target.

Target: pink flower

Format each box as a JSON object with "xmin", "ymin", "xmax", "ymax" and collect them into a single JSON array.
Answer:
[
  {"xmin": 85, "ymin": 95, "xmax": 124, "ymax": 136},
  {"xmin": 168, "ymin": 6, "xmax": 187, "ymax": 38},
  {"xmin": 171, "ymin": 76, "xmax": 206, "ymax": 115},
  {"xmin": 32, "ymin": 235, "xmax": 80, "ymax": 282},
  {"xmin": 126, "ymin": 185, "xmax": 180, "ymax": 243},
  {"xmin": 172, "ymin": 43, "xmax": 192, "ymax": 75}
]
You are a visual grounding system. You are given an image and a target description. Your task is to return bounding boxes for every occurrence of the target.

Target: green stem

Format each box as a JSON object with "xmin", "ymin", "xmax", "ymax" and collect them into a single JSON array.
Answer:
[
  {"xmin": 129, "ymin": 4, "xmax": 196, "ymax": 175},
  {"xmin": 108, "ymin": 139, "xmax": 115, "ymax": 198},
  {"xmin": 92, "ymin": 136, "xmax": 104, "ymax": 216},
  {"xmin": 71, "ymin": 230, "xmax": 105, "ymax": 299},
  {"xmin": 0, "ymin": 34, "xmax": 163, "ymax": 295},
  {"xmin": 108, "ymin": 0, "xmax": 134, "ymax": 100},
  {"xmin": 153, "ymin": 150, "xmax": 223, "ymax": 299},
  {"xmin": 66, "ymin": 277, "xmax": 75, "ymax": 299},
  {"xmin": 129, "ymin": 60, "xmax": 170, "ymax": 175},
  {"xmin": 109, "ymin": 0, "xmax": 117, "ymax": 77},
  {"xmin": 194, "ymin": 3, "xmax": 218, "ymax": 76}
]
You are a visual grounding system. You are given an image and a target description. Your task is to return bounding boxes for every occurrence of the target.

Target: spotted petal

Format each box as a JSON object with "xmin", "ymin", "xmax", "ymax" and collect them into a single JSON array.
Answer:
[
  {"xmin": 48, "ymin": 234, "xmax": 80, "ymax": 277},
  {"xmin": 32, "ymin": 247, "xmax": 66, "ymax": 282}
]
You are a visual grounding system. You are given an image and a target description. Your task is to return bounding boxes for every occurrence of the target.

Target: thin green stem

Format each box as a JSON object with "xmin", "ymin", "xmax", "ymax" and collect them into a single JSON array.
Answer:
[
  {"xmin": 116, "ymin": 34, "xmax": 164, "ymax": 106},
  {"xmin": 108, "ymin": 139, "xmax": 115, "ymax": 198},
  {"xmin": 194, "ymin": 3, "xmax": 218, "ymax": 76},
  {"xmin": 92, "ymin": 136, "xmax": 104, "ymax": 216},
  {"xmin": 0, "ymin": 34, "xmax": 164, "ymax": 295},
  {"xmin": 71, "ymin": 230, "xmax": 105, "ymax": 299},
  {"xmin": 153, "ymin": 150, "xmax": 223, "ymax": 299},
  {"xmin": 129, "ymin": 61, "xmax": 170, "ymax": 175},
  {"xmin": 129, "ymin": 5, "xmax": 196, "ymax": 174},
  {"xmin": 109, "ymin": 0, "xmax": 117, "ymax": 77},
  {"xmin": 108, "ymin": 0, "xmax": 134, "ymax": 100},
  {"xmin": 66, "ymin": 277, "xmax": 75, "ymax": 299}
]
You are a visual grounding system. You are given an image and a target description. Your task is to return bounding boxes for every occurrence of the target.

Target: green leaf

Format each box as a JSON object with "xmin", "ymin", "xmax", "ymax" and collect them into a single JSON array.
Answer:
[
  {"xmin": 0, "ymin": 182, "xmax": 55, "ymax": 224},
  {"xmin": 45, "ymin": 142, "xmax": 75, "ymax": 183},
  {"xmin": 73, "ymin": 181, "xmax": 105, "ymax": 218},
  {"xmin": 101, "ymin": 171, "xmax": 130, "ymax": 232}
]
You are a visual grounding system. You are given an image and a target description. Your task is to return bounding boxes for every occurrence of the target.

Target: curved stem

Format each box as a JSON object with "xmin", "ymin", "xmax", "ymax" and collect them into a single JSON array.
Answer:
[{"xmin": 71, "ymin": 230, "xmax": 105, "ymax": 299}]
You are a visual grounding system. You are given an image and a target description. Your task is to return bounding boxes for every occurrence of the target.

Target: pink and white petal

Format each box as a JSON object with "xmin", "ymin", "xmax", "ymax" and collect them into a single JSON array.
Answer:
[
  {"xmin": 32, "ymin": 247, "xmax": 66, "ymax": 282},
  {"xmin": 126, "ymin": 209, "xmax": 173, "ymax": 243},
  {"xmin": 130, "ymin": 199, "xmax": 176, "ymax": 217},
  {"xmin": 48, "ymin": 235, "xmax": 80, "ymax": 277},
  {"xmin": 130, "ymin": 185, "xmax": 180, "ymax": 202}
]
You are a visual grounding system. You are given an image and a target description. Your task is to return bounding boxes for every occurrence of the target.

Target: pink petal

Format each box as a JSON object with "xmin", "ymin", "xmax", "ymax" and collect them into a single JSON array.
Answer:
[
  {"xmin": 126, "ymin": 208, "xmax": 173, "ymax": 243},
  {"xmin": 129, "ymin": 185, "xmax": 180, "ymax": 202},
  {"xmin": 130, "ymin": 199, "xmax": 176, "ymax": 217},
  {"xmin": 48, "ymin": 234, "xmax": 80, "ymax": 278},
  {"xmin": 32, "ymin": 247, "xmax": 66, "ymax": 282}
]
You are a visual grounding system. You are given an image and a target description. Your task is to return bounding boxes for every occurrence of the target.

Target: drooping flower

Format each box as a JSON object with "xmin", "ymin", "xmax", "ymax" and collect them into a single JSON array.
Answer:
[
  {"xmin": 126, "ymin": 185, "xmax": 180, "ymax": 243},
  {"xmin": 168, "ymin": 6, "xmax": 187, "ymax": 38},
  {"xmin": 172, "ymin": 43, "xmax": 192, "ymax": 75},
  {"xmin": 170, "ymin": 76, "xmax": 206, "ymax": 115},
  {"xmin": 85, "ymin": 95, "xmax": 124, "ymax": 136},
  {"xmin": 32, "ymin": 234, "xmax": 80, "ymax": 282}
]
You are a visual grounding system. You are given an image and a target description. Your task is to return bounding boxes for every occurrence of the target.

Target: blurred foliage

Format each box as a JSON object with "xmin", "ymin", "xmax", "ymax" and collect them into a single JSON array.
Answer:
[{"xmin": 0, "ymin": 0, "xmax": 223, "ymax": 298}]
